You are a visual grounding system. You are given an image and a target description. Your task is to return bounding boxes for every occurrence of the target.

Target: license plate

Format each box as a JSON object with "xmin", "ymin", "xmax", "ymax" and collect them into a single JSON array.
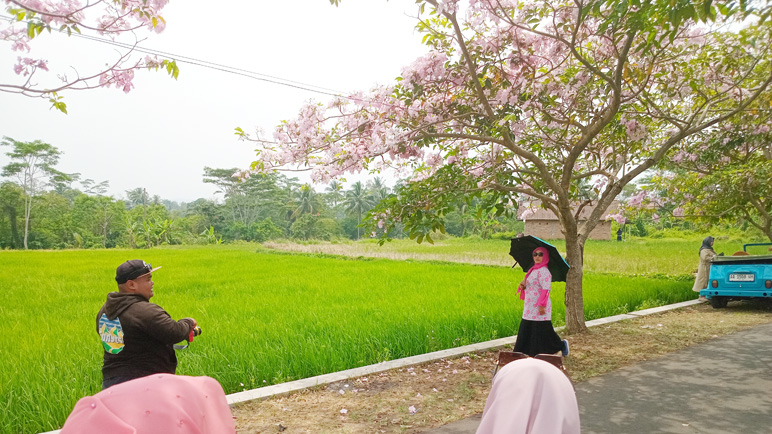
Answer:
[{"xmin": 729, "ymin": 273, "xmax": 755, "ymax": 282}]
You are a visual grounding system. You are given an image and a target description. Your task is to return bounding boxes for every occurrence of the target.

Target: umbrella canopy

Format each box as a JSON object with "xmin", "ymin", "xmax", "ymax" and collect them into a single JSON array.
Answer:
[{"xmin": 509, "ymin": 235, "xmax": 570, "ymax": 282}]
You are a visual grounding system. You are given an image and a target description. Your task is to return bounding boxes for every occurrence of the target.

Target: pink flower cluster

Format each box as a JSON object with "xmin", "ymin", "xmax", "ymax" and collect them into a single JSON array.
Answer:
[
  {"xmin": 754, "ymin": 125, "xmax": 770, "ymax": 135},
  {"xmin": 605, "ymin": 213, "xmax": 626, "ymax": 225},
  {"xmin": 400, "ymin": 52, "xmax": 450, "ymax": 90},
  {"xmin": 627, "ymin": 190, "xmax": 647, "ymax": 207},
  {"xmin": 519, "ymin": 207, "xmax": 536, "ymax": 221},
  {"xmin": 13, "ymin": 56, "xmax": 48, "ymax": 76},
  {"xmin": 621, "ymin": 116, "xmax": 647, "ymax": 143},
  {"xmin": 0, "ymin": 26, "xmax": 30, "ymax": 52},
  {"xmin": 99, "ymin": 69, "xmax": 135, "ymax": 93},
  {"xmin": 10, "ymin": 0, "xmax": 86, "ymax": 26},
  {"xmin": 672, "ymin": 151, "xmax": 698, "ymax": 163},
  {"xmin": 2, "ymin": 0, "xmax": 171, "ymax": 95},
  {"xmin": 435, "ymin": 0, "xmax": 459, "ymax": 15}
]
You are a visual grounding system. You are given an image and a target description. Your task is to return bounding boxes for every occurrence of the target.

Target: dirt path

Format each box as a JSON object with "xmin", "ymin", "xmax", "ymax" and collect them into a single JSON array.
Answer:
[
  {"xmin": 231, "ymin": 301, "xmax": 772, "ymax": 433},
  {"xmin": 261, "ymin": 242, "xmax": 511, "ymax": 266}
]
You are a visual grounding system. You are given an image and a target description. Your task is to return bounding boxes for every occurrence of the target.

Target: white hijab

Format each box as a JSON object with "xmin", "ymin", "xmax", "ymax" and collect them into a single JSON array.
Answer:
[{"xmin": 476, "ymin": 358, "xmax": 580, "ymax": 434}]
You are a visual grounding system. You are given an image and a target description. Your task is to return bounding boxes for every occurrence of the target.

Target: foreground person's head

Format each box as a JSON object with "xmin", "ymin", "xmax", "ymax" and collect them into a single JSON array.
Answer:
[
  {"xmin": 476, "ymin": 358, "xmax": 580, "ymax": 434},
  {"xmin": 60, "ymin": 374, "xmax": 236, "ymax": 434}
]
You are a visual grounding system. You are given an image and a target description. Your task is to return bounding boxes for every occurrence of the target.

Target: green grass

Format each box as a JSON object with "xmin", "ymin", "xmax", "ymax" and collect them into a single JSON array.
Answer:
[{"xmin": 0, "ymin": 242, "xmax": 696, "ymax": 434}]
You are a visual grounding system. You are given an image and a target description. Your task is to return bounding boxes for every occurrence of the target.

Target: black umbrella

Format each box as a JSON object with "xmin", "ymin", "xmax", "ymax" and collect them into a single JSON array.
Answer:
[{"xmin": 509, "ymin": 235, "xmax": 570, "ymax": 282}]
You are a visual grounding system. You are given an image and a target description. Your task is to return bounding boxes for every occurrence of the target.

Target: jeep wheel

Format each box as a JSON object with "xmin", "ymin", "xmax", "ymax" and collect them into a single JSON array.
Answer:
[{"xmin": 710, "ymin": 297, "xmax": 728, "ymax": 309}]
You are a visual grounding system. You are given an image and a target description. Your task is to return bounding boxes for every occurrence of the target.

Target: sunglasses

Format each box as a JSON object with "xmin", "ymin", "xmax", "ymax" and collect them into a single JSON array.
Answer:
[{"xmin": 532, "ymin": 252, "xmax": 544, "ymax": 257}]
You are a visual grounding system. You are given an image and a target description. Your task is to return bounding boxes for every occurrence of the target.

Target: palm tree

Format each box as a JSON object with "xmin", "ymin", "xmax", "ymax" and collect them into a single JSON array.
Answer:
[
  {"xmin": 342, "ymin": 181, "xmax": 374, "ymax": 239},
  {"xmin": 325, "ymin": 180, "xmax": 343, "ymax": 207},
  {"xmin": 290, "ymin": 184, "xmax": 323, "ymax": 220},
  {"xmin": 366, "ymin": 177, "xmax": 390, "ymax": 202},
  {"xmin": 125, "ymin": 187, "xmax": 150, "ymax": 209},
  {"xmin": 126, "ymin": 187, "xmax": 151, "ymax": 230}
]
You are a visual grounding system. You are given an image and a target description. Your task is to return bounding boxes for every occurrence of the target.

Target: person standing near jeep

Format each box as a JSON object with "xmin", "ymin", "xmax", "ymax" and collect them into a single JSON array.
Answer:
[
  {"xmin": 692, "ymin": 236, "xmax": 718, "ymax": 299},
  {"xmin": 97, "ymin": 260, "xmax": 197, "ymax": 389}
]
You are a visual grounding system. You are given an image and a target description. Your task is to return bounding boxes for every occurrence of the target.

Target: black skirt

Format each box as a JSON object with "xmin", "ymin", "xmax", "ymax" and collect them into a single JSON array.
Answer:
[{"xmin": 513, "ymin": 319, "xmax": 563, "ymax": 357}]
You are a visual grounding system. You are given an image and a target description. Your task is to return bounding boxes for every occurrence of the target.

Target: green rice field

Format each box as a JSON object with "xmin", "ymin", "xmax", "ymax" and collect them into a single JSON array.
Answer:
[{"xmin": 0, "ymin": 240, "xmax": 706, "ymax": 434}]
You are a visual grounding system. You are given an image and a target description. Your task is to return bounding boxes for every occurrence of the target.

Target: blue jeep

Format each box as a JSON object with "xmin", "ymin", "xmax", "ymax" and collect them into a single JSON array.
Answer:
[{"xmin": 700, "ymin": 243, "xmax": 772, "ymax": 308}]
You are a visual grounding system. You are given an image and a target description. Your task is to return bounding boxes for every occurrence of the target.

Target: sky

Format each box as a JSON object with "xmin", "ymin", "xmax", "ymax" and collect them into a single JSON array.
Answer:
[{"xmin": 0, "ymin": 0, "xmax": 430, "ymax": 203}]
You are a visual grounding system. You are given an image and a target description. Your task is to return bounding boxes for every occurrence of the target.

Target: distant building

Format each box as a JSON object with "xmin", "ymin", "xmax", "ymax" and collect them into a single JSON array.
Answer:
[{"xmin": 518, "ymin": 201, "xmax": 621, "ymax": 241}]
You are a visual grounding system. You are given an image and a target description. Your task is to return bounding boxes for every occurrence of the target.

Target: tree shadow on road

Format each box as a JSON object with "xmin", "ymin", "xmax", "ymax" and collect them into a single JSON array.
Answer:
[{"xmin": 577, "ymin": 321, "xmax": 772, "ymax": 434}]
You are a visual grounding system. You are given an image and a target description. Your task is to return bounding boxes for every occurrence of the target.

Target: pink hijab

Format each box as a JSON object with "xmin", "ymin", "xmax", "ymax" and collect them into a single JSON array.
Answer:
[
  {"xmin": 60, "ymin": 374, "xmax": 236, "ymax": 434},
  {"xmin": 519, "ymin": 247, "xmax": 551, "ymax": 300},
  {"xmin": 476, "ymin": 358, "xmax": 580, "ymax": 434},
  {"xmin": 525, "ymin": 247, "xmax": 550, "ymax": 281}
]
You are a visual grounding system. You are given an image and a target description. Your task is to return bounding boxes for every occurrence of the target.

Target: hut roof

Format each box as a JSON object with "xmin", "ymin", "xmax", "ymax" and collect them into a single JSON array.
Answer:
[{"xmin": 518, "ymin": 201, "xmax": 621, "ymax": 221}]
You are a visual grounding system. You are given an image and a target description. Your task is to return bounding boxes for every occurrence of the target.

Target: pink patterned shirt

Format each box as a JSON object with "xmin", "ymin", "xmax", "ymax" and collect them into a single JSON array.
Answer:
[{"xmin": 521, "ymin": 267, "xmax": 552, "ymax": 321}]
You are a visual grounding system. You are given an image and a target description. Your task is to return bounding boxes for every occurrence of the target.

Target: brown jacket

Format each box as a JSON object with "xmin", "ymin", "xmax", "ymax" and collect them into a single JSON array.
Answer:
[
  {"xmin": 96, "ymin": 292, "xmax": 195, "ymax": 382},
  {"xmin": 692, "ymin": 248, "xmax": 717, "ymax": 292}
]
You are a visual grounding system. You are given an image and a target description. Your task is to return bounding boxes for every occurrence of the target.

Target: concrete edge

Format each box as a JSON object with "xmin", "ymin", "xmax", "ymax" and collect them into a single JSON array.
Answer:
[
  {"xmin": 626, "ymin": 299, "xmax": 703, "ymax": 316},
  {"xmin": 41, "ymin": 297, "xmax": 704, "ymax": 434},
  {"xmin": 226, "ymin": 335, "xmax": 517, "ymax": 405}
]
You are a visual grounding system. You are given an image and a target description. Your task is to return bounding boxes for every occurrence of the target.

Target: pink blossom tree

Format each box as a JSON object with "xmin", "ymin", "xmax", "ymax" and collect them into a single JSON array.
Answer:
[
  {"xmin": 1, "ymin": 0, "xmax": 179, "ymax": 113},
  {"xmin": 244, "ymin": 0, "xmax": 772, "ymax": 332},
  {"xmin": 647, "ymin": 105, "xmax": 772, "ymax": 242}
]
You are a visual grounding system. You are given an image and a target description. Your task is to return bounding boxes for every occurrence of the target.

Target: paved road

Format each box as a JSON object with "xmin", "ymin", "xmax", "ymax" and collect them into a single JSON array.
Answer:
[{"xmin": 424, "ymin": 322, "xmax": 772, "ymax": 434}]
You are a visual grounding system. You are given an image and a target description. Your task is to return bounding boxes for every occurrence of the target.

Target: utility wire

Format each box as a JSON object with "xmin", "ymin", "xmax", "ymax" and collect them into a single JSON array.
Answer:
[
  {"xmin": 1, "ymin": 14, "xmax": 349, "ymax": 98},
  {"xmin": 89, "ymin": 35, "xmax": 346, "ymax": 97},
  {"xmin": 1, "ymin": 14, "xmax": 431, "ymax": 117},
  {"xmin": 78, "ymin": 33, "xmax": 347, "ymax": 97}
]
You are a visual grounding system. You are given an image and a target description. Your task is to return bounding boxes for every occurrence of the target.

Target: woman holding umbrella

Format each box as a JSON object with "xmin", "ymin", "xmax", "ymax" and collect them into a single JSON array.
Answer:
[{"xmin": 514, "ymin": 246, "xmax": 569, "ymax": 357}]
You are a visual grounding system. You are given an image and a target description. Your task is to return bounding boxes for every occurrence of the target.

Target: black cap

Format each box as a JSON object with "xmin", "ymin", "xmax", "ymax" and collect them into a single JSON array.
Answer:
[{"xmin": 115, "ymin": 260, "xmax": 162, "ymax": 284}]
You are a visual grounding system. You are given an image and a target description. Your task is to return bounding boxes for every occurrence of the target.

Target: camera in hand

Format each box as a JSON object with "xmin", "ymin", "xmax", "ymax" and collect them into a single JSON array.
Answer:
[{"xmin": 192, "ymin": 326, "xmax": 202, "ymax": 337}]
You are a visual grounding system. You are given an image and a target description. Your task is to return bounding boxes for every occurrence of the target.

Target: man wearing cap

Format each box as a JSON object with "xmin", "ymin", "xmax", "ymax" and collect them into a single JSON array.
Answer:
[{"xmin": 97, "ymin": 260, "xmax": 197, "ymax": 389}]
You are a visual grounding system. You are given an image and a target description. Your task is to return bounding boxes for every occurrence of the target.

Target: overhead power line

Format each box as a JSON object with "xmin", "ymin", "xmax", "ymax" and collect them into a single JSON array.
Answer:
[
  {"xmin": 1, "ymin": 14, "xmax": 348, "ymax": 97},
  {"xmin": 2, "ymin": 14, "xmax": 427, "ymax": 117}
]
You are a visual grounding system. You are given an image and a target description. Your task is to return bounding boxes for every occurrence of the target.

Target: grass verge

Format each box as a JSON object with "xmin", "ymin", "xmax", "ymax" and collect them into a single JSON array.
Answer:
[{"xmin": 232, "ymin": 301, "xmax": 772, "ymax": 433}]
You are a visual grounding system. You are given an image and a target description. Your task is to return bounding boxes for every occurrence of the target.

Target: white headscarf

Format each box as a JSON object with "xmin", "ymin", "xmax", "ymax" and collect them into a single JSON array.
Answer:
[{"xmin": 476, "ymin": 358, "xmax": 580, "ymax": 434}]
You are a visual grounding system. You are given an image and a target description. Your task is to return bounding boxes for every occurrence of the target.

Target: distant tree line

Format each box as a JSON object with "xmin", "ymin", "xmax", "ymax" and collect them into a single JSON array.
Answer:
[{"xmin": 0, "ymin": 138, "xmax": 524, "ymax": 250}]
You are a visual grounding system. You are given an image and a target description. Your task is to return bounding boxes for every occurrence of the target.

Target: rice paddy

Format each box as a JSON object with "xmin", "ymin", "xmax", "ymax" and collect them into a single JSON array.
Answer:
[{"xmin": 0, "ymin": 240, "xmax": 698, "ymax": 434}]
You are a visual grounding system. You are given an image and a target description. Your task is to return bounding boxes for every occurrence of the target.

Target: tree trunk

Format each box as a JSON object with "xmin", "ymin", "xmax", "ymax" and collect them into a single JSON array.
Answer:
[
  {"xmin": 563, "ymin": 231, "xmax": 588, "ymax": 333},
  {"xmin": 761, "ymin": 217, "xmax": 772, "ymax": 243},
  {"xmin": 4, "ymin": 205, "xmax": 21, "ymax": 249},
  {"xmin": 23, "ymin": 195, "xmax": 32, "ymax": 250},
  {"xmin": 102, "ymin": 220, "xmax": 109, "ymax": 248},
  {"xmin": 357, "ymin": 210, "xmax": 361, "ymax": 239},
  {"xmin": 743, "ymin": 212, "xmax": 772, "ymax": 243},
  {"xmin": 100, "ymin": 203, "xmax": 110, "ymax": 248}
]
